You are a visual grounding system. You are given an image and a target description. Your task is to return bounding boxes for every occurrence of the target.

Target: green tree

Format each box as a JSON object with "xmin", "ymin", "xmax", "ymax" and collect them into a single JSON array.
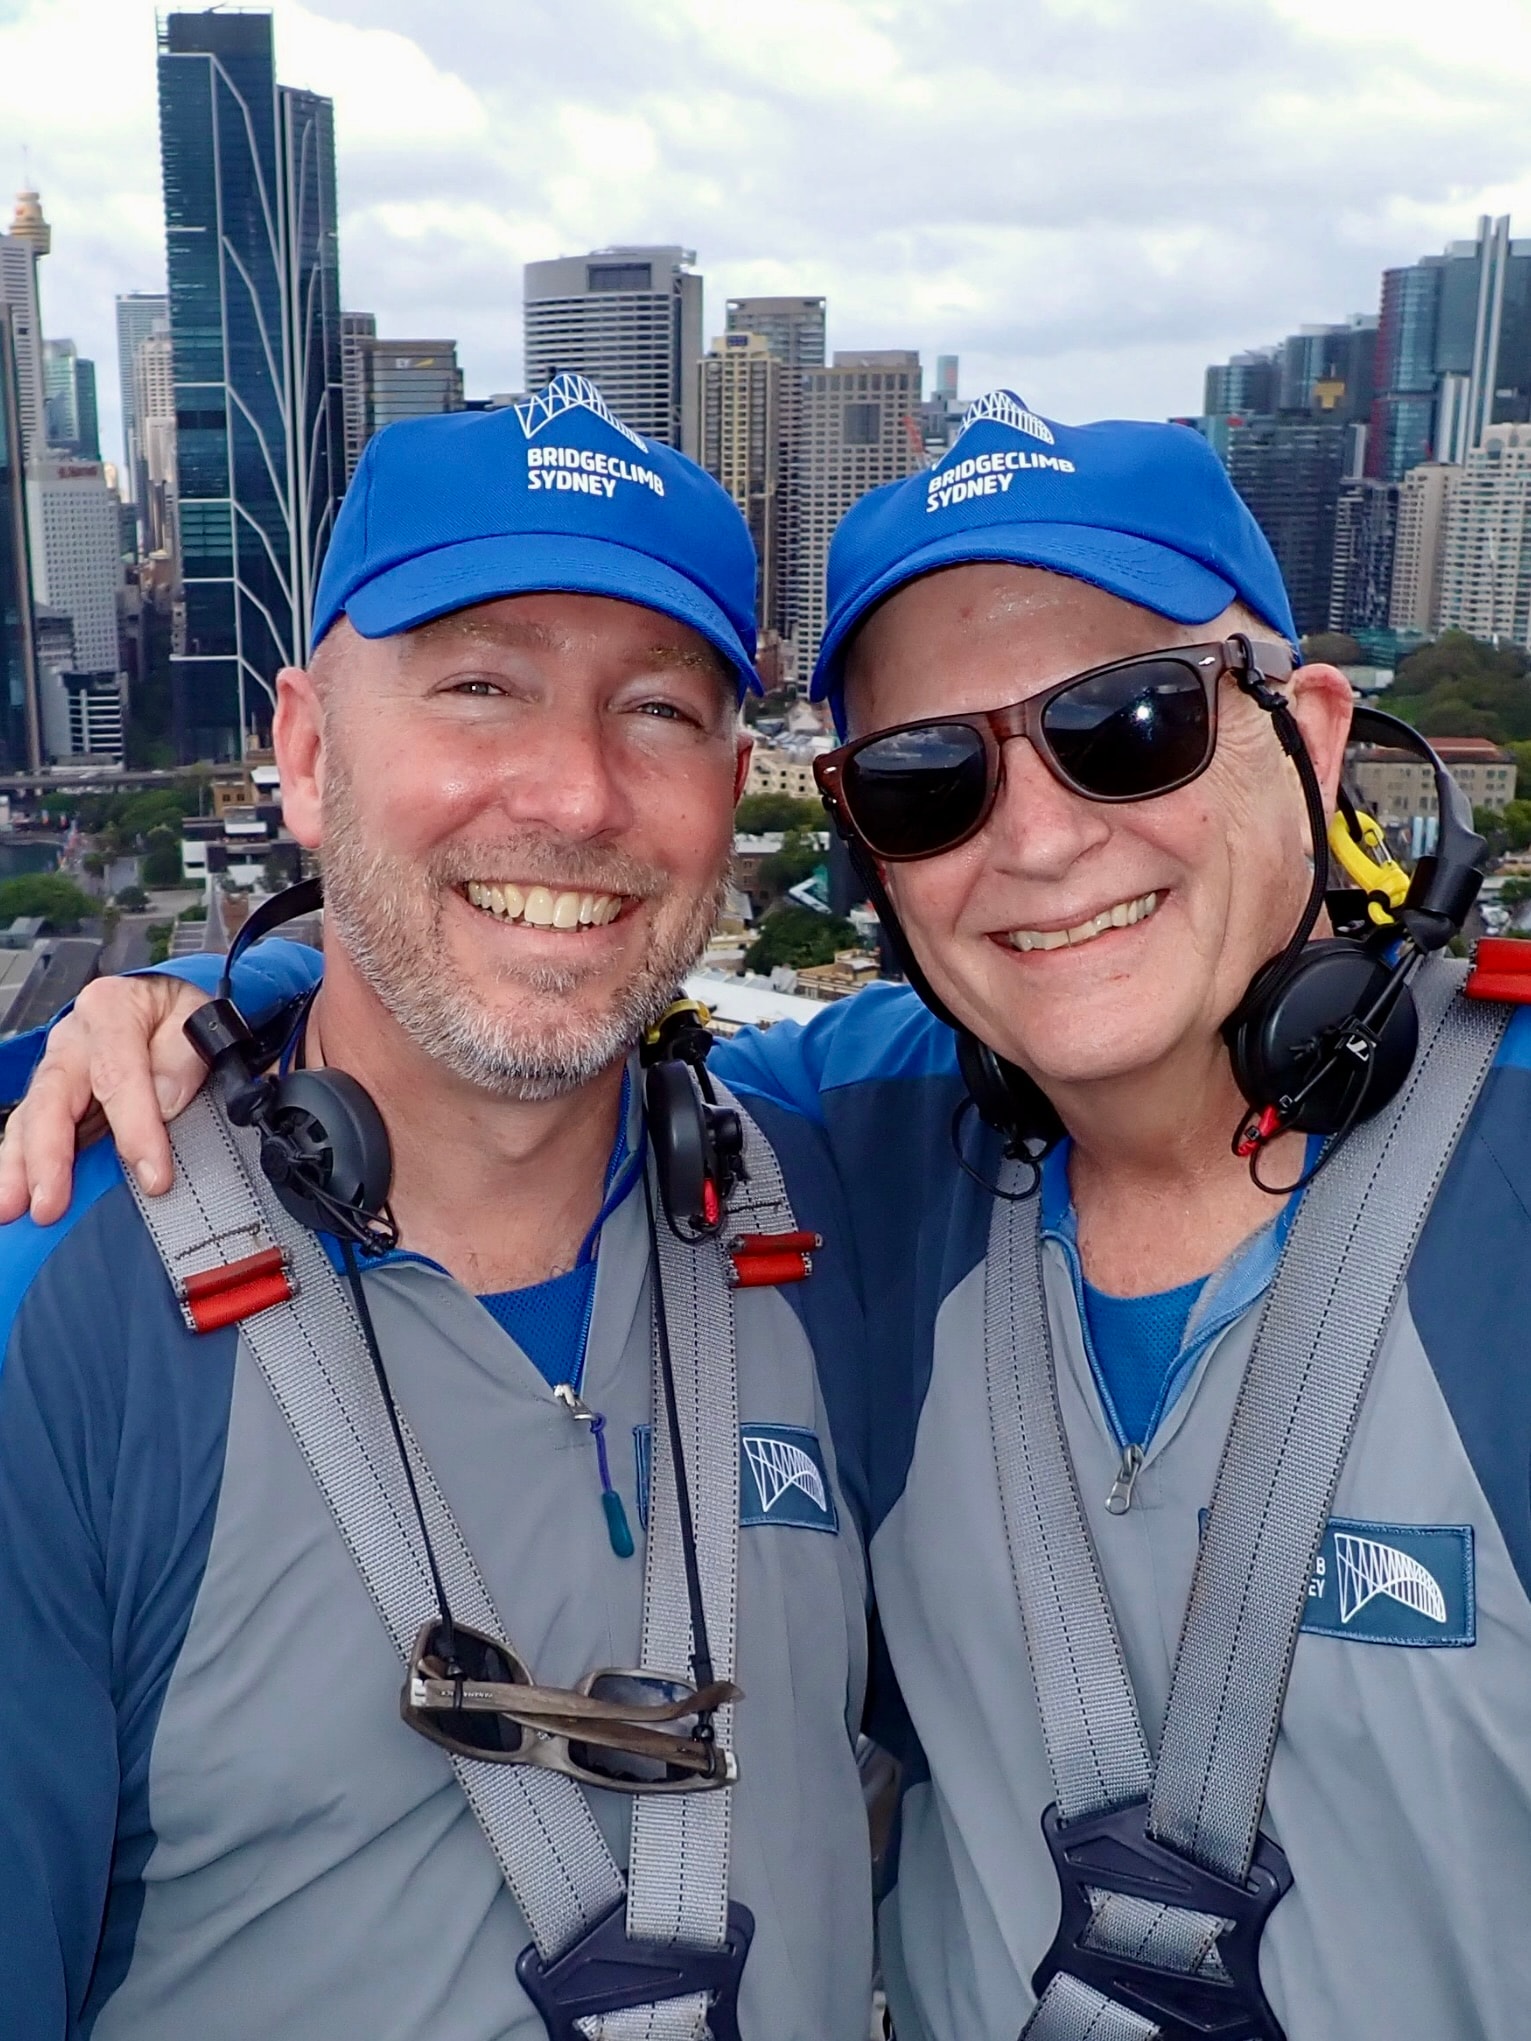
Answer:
[
  {"xmin": 743, "ymin": 906, "xmax": 856, "ymax": 974},
  {"xmin": 734, "ymin": 791, "xmax": 822, "ymax": 834},
  {"xmin": 757, "ymin": 827, "xmax": 825, "ymax": 899},
  {"xmin": 1500, "ymin": 799, "xmax": 1531, "ymax": 852},
  {"xmin": 0, "ymin": 873, "xmax": 96, "ymax": 930},
  {"xmin": 142, "ymin": 825, "xmax": 183, "ymax": 888},
  {"xmin": 145, "ymin": 921, "xmax": 174, "ymax": 965},
  {"xmin": 1498, "ymin": 877, "xmax": 1531, "ymax": 908},
  {"xmin": 1389, "ymin": 631, "xmax": 1531, "ymax": 742}
]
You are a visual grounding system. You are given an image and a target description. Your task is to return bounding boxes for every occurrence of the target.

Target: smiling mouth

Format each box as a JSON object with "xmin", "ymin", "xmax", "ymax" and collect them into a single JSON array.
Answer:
[
  {"xmin": 1003, "ymin": 890, "xmax": 1160, "ymax": 953},
  {"xmin": 461, "ymin": 880, "xmax": 629, "ymax": 930}
]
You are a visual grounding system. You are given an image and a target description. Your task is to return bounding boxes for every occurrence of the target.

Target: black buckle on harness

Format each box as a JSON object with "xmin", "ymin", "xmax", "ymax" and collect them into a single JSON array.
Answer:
[
  {"xmin": 515, "ymin": 1898, "xmax": 755, "ymax": 2041},
  {"xmin": 1031, "ymin": 1800, "xmax": 1292, "ymax": 2040}
]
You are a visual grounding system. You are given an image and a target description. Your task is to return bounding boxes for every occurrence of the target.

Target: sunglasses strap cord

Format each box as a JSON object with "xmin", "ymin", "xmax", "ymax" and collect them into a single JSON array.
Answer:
[{"xmin": 127, "ymin": 1066, "xmax": 808, "ymax": 2041}]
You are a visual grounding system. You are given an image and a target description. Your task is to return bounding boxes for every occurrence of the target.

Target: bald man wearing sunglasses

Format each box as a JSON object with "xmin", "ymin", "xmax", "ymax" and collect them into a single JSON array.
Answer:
[{"xmin": 10, "ymin": 395, "xmax": 1531, "ymax": 2041}]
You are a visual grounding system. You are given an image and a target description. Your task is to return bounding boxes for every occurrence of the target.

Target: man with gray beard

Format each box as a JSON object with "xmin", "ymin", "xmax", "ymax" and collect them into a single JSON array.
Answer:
[{"xmin": 0, "ymin": 382, "xmax": 874, "ymax": 2041}]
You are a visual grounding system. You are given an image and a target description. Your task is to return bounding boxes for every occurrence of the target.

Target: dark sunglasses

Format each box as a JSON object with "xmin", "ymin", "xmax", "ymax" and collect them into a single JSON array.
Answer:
[
  {"xmin": 815, "ymin": 638, "xmax": 1295, "ymax": 863},
  {"xmin": 402, "ymin": 1618, "xmax": 741, "ymax": 1793}
]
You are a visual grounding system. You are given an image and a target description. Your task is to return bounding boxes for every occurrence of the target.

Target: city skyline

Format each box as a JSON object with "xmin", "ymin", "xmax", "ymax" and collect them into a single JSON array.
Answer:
[{"xmin": 7, "ymin": 0, "xmax": 1531, "ymax": 481}]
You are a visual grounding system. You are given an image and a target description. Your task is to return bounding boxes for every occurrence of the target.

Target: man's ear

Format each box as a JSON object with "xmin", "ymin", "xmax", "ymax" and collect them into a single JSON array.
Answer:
[
  {"xmin": 1288, "ymin": 662, "xmax": 1356, "ymax": 817},
  {"xmin": 733, "ymin": 731, "xmax": 753, "ymax": 806},
  {"xmin": 274, "ymin": 665, "xmax": 324, "ymax": 849}
]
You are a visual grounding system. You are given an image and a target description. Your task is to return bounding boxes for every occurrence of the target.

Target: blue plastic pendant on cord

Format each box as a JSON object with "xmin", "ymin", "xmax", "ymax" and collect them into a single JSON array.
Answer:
[
  {"xmin": 602, "ymin": 1488, "xmax": 636, "ymax": 1559},
  {"xmin": 589, "ymin": 1413, "xmax": 635, "ymax": 1558}
]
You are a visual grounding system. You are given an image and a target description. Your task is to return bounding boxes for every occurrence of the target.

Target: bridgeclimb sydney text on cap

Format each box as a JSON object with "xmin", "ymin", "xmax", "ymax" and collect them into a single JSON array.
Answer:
[
  {"xmin": 311, "ymin": 372, "xmax": 760, "ymax": 695},
  {"xmin": 811, "ymin": 389, "xmax": 1300, "ymax": 716}
]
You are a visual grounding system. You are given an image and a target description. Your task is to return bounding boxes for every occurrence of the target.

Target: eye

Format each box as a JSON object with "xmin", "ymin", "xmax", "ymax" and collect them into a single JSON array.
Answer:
[
  {"xmin": 632, "ymin": 697, "xmax": 704, "ymax": 728},
  {"xmin": 447, "ymin": 678, "xmax": 507, "ymax": 698}
]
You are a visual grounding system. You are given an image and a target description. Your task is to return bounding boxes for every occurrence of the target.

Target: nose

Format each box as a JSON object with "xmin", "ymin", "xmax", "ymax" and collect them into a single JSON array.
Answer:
[
  {"xmin": 982, "ymin": 731, "xmax": 1113, "ymax": 877},
  {"xmin": 483, "ymin": 701, "xmax": 632, "ymax": 841}
]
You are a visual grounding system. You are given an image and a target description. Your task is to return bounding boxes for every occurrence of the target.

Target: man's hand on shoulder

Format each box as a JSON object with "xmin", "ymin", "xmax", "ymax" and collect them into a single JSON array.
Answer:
[{"xmin": 0, "ymin": 975, "xmax": 212, "ymax": 1226}]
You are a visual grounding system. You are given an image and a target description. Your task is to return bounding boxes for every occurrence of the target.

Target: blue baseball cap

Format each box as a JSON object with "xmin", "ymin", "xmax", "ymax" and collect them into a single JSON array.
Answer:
[
  {"xmin": 312, "ymin": 373, "xmax": 759, "ymax": 694},
  {"xmin": 812, "ymin": 391, "xmax": 1299, "ymax": 724}
]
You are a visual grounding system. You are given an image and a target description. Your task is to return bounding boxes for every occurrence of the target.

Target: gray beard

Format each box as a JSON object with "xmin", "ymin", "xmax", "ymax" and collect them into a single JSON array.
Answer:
[{"xmin": 319, "ymin": 756, "xmax": 725, "ymax": 1101}]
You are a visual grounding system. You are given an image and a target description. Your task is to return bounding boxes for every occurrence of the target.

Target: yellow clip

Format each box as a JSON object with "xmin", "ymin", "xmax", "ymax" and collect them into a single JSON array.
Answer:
[
  {"xmin": 643, "ymin": 997, "xmax": 713, "ymax": 1047},
  {"xmin": 1327, "ymin": 810, "xmax": 1410, "ymax": 926}
]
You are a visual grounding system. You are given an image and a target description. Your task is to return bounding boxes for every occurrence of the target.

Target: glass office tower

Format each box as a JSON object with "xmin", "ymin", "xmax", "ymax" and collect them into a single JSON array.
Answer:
[
  {"xmin": 0, "ymin": 308, "xmax": 42, "ymax": 772},
  {"xmin": 158, "ymin": 12, "xmax": 343, "ymax": 761}
]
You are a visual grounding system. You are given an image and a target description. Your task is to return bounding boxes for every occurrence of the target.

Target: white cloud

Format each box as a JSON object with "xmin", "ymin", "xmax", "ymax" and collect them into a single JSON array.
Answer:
[{"xmin": 4, "ymin": 0, "xmax": 1531, "ymax": 468}]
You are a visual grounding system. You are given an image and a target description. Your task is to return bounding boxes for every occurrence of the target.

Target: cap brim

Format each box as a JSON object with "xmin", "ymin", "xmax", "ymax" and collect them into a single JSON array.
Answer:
[
  {"xmin": 337, "ymin": 532, "xmax": 759, "ymax": 696},
  {"xmin": 813, "ymin": 522, "xmax": 1242, "ymax": 703}
]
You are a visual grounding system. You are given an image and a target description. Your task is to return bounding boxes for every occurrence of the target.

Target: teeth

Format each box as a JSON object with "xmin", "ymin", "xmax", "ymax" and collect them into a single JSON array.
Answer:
[
  {"xmin": 462, "ymin": 882, "xmax": 624, "ymax": 931},
  {"xmin": 1007, "ymin": 892, "xmax": 1158, "ymax": 954}
]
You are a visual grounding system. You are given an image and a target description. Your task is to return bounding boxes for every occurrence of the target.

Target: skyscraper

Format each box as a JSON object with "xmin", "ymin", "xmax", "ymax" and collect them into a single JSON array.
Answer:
[
  {"xmin": 787, "ymin": 350, "xmax": 924, "ymax": 668},
  {"xmin": 115, "ymin": 290, "xmax": 169, "ymax": 484},
  {"xmin": 724, "ymin": 297, "xmax": 826, "ymax": 374},
  {"xmin": 0, "ymin": 307, "xmax": 41, "ymax": 771},
  {"xmin": 157, "ymin": 10, "xmax": 344, "ymax": 760},
  {"xmin": 1223, "ymin": 414, "xmax": 1348, "ymax": 636},
  {"xmin": 523, "ymin": 248, "xmax": 703, "ymax": 456},
  {"xmin": 1368, "ymin": 217, "xmax": 1531, "ymax": 482},
  {"xmin": 1204, "ymin": 348, "xmax": 1279, "ymax": 417},
  {"xmin": 340, "ymin": 310, "xmax": 376, "ymax": 482},
  {"xmin": 1328, "ymin": 479, "xmax": 1399, "ymax": 633},
  {"xmin": 0, "ymin": 191, "xmax": 48, "ymax": 467},
  {"xmin": 699, "ymin": 331, "xmax": 779, "ymax": 631},
  {"xmin": 361, "ymin": 339, "xmax": 464, "ymax": 438},
  {"xmin": 25, "ymin": 455, "xmax": 126, "ymax": 762},
  {"xmin": 1434, "ymin": 425, "xmax": 1531, "ymax": 647},
  {"xmin": 1389, "ymin": 462, "xmax": 1453, "ymax": 635},
  {"xmin": 43, "ymin": 340, "xmax": 101, "ymax": 460},
  {"xmin": 133, "ymin": 332, "xmax": 178, "ymax": 558},
  {"xmin": 723, "ymin": 298, "xmax": 827, "ymax": 638}
]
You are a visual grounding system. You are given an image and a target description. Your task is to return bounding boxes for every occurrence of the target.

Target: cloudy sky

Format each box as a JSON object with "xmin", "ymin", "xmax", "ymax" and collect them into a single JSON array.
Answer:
[{"xmin": 4, "ymin": 0, "xmax": 1531, "ymax": 472}]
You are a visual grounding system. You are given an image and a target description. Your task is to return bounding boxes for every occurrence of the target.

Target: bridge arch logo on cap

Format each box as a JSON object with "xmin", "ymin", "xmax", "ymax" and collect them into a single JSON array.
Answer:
[{"xmin": 514, "ymin": 373, "xmax": 647, "ymax": 452}]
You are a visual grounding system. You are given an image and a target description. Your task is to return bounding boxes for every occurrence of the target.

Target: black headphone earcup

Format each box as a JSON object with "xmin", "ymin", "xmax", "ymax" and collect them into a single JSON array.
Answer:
[
  {"xmin": 260, "ymin": 1068, "xmax": 393, "ymax": 1231},
  {"xmin": 1224, "ymin": 941, "xmax": 1419, "ymax": 1137},
  {"xmin": 955, "ymin": 1030, "xmax": 1066, "ymax": 1155}
]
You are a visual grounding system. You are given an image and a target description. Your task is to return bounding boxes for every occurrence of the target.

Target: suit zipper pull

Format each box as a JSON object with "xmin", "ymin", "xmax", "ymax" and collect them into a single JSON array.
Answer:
[
  {"xmin": 1106, "ymin": 1443, "xmax": 1145, "ymax": 1516},
  {"xmin": 554, "ymin": 1383, "xmax": 635, "ymax": 1559}
]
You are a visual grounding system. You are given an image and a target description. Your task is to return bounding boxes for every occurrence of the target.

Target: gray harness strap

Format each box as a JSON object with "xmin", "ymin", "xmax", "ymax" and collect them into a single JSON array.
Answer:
[
  {"xmin": 127, "ymin": 1069, "xmax": 802, "ymax": 2041},
  {"xmin": 983, "ymin": 963, "xmax": 1507, "ymax": 2039}
]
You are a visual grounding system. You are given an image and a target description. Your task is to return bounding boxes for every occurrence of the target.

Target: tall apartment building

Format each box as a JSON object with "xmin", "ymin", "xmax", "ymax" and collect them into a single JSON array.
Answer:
[
  {"xmin": 524, "ymin": 248, "xmax": 702, "ymax": 456},
  {"xmin": 24, "ymin": 456, "xmax": 126, "ymax": 763},
  {"xmin": 1224, "ymin": 414, "xmax": 1348, "ymax": 635},
  {"xmin": 158, "ymin": 10, "xmax": 345, "ymax": 760},
  {"xmin": 43, "ymin": 339, "xmax": 100, "ymax": 460},
  {"xmin": 787, "ymin": 350, "xmax": 924, "ymax": 668},
  {"xmin": 1389, "ymin": 462, "xmax": 1453, "ymax": 634},
  {"xmin": 0, "ymin": 307, "xmax": 41, "ymax": 771},
  {"xmin": 1434, "ymin": 424, "xmax": 1531, "ymax": 647},
  {"xmin": 115, "ymin": 291, "xmax": 169, "ymax": 485},
  {"xmin": 340, "ymin": 311, "xmax": 376, "ymax": 482},
  {"xmin": 1328, "ymin": 479, "xmax": 1399, "ymax": 633},
  {"xmin": 699, "ymin": 331, "xmax": 779, "ymax": 631},
  {"xmin": 0, "ymin": 190, "xmax": 49, "ymax": 466},
  {"xmin": 1368, "ymin": 216, "xmax": 1531, "ymax": 483},
  {"xmin": 362, "ymin": 339, "xmax": 464, "ymax": 437}
]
